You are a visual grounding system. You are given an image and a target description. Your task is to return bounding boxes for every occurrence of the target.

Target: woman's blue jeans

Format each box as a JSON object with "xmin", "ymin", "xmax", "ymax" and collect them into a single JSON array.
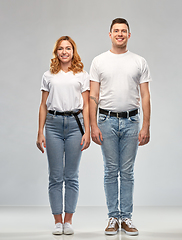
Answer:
[
  {"xmin": 98, "ymin": 112, "xmax": 140, "ymax": 219},
  {"xmin": 45, "ymin": 112, "xmax": 83, "ymax": 215}
]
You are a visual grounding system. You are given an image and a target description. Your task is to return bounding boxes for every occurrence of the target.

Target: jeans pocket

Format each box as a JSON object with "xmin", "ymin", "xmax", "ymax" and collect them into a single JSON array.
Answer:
[
  {"xmin": 129, "ymin": 114, "xmax": 140, "ymax": 123},
  {"xmin": 46, "ymin": 112, "xmax": 54, "ymax": 120},
  {"xmin": 98, "ymin": 114, "xmax": 107, "ymax": 123}
]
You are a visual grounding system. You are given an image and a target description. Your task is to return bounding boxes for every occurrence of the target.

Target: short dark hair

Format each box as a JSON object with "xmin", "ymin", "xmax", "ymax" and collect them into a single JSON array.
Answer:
[{"xmin": 110, "ymin": 18, "xmax": 130, "ymax": 32}]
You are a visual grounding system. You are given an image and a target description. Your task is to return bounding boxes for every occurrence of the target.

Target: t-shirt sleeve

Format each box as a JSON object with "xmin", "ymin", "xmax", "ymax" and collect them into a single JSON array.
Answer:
[
  {"xmin": 89, "ymin": 58, "xmax": 100, "ymax": 82},
  {"xmin": 81, "ymin": 71, "xmax": 90, "ymax": 93},
  {"xmin": 40, "ymin": 72, "xmax": 50, "ymax": 92},
  {"xmin": 140, "ymin": 59, "xmax": 152, "ymax": 84}
]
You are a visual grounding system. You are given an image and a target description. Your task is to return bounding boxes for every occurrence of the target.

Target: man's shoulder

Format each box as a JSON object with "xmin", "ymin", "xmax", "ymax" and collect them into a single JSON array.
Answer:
[
  {"xmin": 93, "ymin": 51, "xmax": 110, "ymax": 61},
  {"xmin": 128, "ymin": 51, "xmax": 146, "ymax": 62}
]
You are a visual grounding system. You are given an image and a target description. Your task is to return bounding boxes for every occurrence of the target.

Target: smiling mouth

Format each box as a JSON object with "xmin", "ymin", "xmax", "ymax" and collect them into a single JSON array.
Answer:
[
  {"xmin": 116, "ymin": 38, "xmax": 124, "ymax": 42},
  {"xmin": 61, "ymin": 55, "xmax": 69, "ymax": 59}
]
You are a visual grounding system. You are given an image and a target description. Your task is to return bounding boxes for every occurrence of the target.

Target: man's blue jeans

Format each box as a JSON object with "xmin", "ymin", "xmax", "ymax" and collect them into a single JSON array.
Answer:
[
  {"xmin": 45, "ymin": 112, "xmax": 83, "ymax": 215},
  {"xmin": 98, "ymin": 112, "xmax": 140, "ymax": 219}
]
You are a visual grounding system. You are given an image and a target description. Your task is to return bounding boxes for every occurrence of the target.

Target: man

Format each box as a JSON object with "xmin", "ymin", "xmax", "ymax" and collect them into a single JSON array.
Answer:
[{"xmin": 89, "ymin": 18, "xmax": 151, "ymax": 236}]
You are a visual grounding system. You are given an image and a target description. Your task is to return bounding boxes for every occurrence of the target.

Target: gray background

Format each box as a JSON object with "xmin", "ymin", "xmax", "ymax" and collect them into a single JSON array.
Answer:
[{"xmin": 0, "ymin": 0, "xmax": 182, "ymax": 207}]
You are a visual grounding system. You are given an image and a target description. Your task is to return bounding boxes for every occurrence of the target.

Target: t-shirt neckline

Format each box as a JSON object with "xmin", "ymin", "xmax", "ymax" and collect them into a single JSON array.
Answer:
[
  {"xmin": 108, "ymin": 50, "xmax": 129, "ymax": 56},
  {"xmin": 60, "ymin": 70, "xmax": 71, "ymax": 74}
]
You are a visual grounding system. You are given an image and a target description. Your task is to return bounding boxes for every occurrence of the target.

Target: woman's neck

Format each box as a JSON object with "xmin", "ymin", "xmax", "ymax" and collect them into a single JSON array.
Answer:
[{"xmin": 60, "ymin": 62, "xmax": 71, "ymax": 73}]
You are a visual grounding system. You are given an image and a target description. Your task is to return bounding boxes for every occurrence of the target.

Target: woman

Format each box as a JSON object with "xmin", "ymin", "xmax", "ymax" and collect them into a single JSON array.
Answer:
[{"xmin": 36, "ymin": 36, "xmax": 90, "ymax": 235}]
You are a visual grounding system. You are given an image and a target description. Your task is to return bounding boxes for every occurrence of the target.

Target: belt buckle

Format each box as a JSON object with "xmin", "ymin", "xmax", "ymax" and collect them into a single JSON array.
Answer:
[{"xmin": 64, "ymin": 111, "xmax": 70, "ymax": 116}]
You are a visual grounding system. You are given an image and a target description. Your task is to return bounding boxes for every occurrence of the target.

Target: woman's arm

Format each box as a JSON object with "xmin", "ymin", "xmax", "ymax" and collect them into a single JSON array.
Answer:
[
  {"xmin": 36, "ymin": 91, "xmax": 49, "ymax": 153},
  {"xmin": 81, "ymin": 90, "xmax": 90, "ymax": 151}
]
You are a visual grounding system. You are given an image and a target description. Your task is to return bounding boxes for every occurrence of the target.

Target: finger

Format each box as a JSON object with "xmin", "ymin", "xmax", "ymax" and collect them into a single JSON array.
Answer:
[
  {"xmin": 92, "ymin": 137, "xmax": 102, "ymax": 145},
  {"xmin": 99, "ymin": 132, "xmax": 103, "ymax": 142},
  {"xmin": 39, "ymin": 140, "xmax": 45, "ymax": 152},
  {"xmin": 81, "ymin": 140, "xmax": 90, "ymax": 151},
  {"xmin": 81, "ymin": 142, "xmax": 87, "ymax": 151},
  {"xmin": 139, "ymin": 137, "xmax": 148, "ymax": 146},
  {"xmin": 138, "ymin": 135, "xmax": 143, "ymax": 146},
  {"xmin": 43, "ymin": 139, "xmax": 46, "ymax": 148},
  {"xmin": 37, "ymin": 142, "xmax": 44, "ymax": 153},
  {"xmin": 80, "ymin": 137, "xmax": 84, "ymax": 146},
  {"xmin": 40, "ymin": 143, "xmax": 44, "ymax": 153}
]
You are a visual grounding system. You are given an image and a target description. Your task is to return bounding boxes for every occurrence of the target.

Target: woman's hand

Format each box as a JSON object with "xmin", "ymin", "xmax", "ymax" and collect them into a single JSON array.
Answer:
[
  {"xmin": 36, "ymin": 133, "xmax": 46, "ymax": 153},
  {"xmin": 80, "ymin": 132, "xmax": 90, "ymax": 151}
]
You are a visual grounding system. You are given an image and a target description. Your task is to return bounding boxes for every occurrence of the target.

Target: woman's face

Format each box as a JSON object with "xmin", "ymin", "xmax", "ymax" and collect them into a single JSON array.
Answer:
[{"xmin": 57, "ymin": 40, "xmax": 73, "ymax": 65}]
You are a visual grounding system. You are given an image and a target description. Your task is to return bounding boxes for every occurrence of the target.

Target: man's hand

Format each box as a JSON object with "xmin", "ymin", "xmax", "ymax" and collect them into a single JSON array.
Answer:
[
  {"xmin": 91, "ymin": 125, "xmax": 103, "ymax": 145},
  {"xmin": 138, "ymin": 127, "xmax": 150, "ymax": 146}
]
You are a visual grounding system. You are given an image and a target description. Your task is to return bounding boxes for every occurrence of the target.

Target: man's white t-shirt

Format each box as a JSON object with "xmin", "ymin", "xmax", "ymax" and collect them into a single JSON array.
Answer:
[
  {"xmin": 89, "ymin": 50, "xmax": 152, "ymax": 112},
  {"xmin": 41, "ymin": 70, "xmax": 90, "ymax": 112}
]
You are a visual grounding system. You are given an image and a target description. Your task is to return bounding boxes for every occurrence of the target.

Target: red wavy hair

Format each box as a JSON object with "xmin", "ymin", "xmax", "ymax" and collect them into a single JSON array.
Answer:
[{"xmin": 50, "ymin": 36, "xmax": 84, "ymax": 74}]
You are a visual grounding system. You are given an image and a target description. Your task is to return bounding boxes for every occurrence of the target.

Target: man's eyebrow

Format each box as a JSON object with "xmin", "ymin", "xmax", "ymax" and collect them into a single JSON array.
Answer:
[{"xmin": 113, "ymin": 28, "xmax": 127, "ymax": 31}]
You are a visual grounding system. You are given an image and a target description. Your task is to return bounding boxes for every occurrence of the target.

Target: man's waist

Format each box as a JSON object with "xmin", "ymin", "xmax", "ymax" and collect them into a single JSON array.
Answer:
[{"xmin": 99, "ymin": 108, "xmax": 139, "ymax": 118}]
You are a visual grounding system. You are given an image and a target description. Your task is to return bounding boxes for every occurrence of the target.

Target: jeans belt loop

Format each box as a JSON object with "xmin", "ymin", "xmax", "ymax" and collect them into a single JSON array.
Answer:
[
  {"xmin": 54, "ymin": 110, "xmax": 56, "ymax": 116},
  {"xmin": 108, "ymin": 111, "xmax": 111, "ymax": 117},
  {"xmin": 117, "ymin": 112, "xmax": 119, "ymax": 118},
  {"xmin": 127, "ymin": 111, "xmax": 129, "ymax": 118}
]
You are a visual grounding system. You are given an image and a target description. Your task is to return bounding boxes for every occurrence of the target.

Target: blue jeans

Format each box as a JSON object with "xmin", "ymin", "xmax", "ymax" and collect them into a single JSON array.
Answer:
[
  {"xmin": 45, "ymin": 112, "xmax": 83, "ymax": 215},
  {"xmin": 98, "ymin": 112, "xmax": 140, "ymax": 219}
]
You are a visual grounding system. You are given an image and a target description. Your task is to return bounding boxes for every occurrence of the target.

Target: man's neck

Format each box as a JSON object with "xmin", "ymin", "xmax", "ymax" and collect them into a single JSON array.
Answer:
[{"xmin": 110, "ymin": 46, "xmax": 128, "ymax": 54}]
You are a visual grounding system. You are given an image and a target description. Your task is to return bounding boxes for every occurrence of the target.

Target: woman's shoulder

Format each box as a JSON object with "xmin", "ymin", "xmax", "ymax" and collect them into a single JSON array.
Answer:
[
  {"xmin": 42, "ymin": 70, "xmax": 56, "ymax": 82},
  {"xmin": 75, "ymin": 70, "xmax": 89, "ymax": 78},
  {"xmin": 43, "ymin": 70, "xmax": 52, "ymax": 77}
]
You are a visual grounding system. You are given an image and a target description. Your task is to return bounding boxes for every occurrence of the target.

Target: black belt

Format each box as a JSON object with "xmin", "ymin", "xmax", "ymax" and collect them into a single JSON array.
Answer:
[
  {"xmin": 99, "ymin": 108, "xmax": 138, "ymax": 118},
  {"xmin": 49, "ymin": 110, "xmax": 82, "ymax": 116},
  {"xmin": 48, "ymin": 110, "xmax": 84, "ymax": 136}
]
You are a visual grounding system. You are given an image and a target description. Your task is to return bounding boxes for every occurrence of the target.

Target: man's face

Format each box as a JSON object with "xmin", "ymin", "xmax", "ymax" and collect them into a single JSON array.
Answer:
[{"xmin": 109, "ymin": 23, "xmax": 131, "ymax": 48}]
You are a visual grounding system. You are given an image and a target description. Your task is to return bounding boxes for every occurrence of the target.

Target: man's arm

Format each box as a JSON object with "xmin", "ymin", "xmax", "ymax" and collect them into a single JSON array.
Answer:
[
  {"xmin": 139, "ymin": 82, "xmax": 151, "ymax": 146},
  {"xmin": 89, "ymin": 81, "xmax": 103, "ymax": 145}
]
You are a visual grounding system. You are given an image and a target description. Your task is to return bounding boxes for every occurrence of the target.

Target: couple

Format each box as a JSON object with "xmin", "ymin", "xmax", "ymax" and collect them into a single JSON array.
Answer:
[{"xmin": 36, "ymin": 18, "xmax": 151, "ymax": 236}]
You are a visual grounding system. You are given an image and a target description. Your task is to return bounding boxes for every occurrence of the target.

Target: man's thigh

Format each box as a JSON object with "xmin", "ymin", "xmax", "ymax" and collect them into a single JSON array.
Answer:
[{"xmin": 98, "ymin": 115, "xmax": 120, "ymax": 170}]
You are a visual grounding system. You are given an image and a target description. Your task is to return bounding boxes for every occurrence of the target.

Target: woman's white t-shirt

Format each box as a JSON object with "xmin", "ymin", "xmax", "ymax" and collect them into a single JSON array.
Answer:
[{"xmin": 41, "ymin": 70, "xmax": 90, "ymax": 112}]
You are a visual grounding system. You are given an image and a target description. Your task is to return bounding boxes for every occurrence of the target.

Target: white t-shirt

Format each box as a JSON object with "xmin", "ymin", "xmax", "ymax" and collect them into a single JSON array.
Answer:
[
  {"xmin": 41, "ymin": 70, "xmax": 90, "ymax": 111},
  {"xmin": 89, "ymin": 50, "xmax": 152, "ymax": 112}
]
